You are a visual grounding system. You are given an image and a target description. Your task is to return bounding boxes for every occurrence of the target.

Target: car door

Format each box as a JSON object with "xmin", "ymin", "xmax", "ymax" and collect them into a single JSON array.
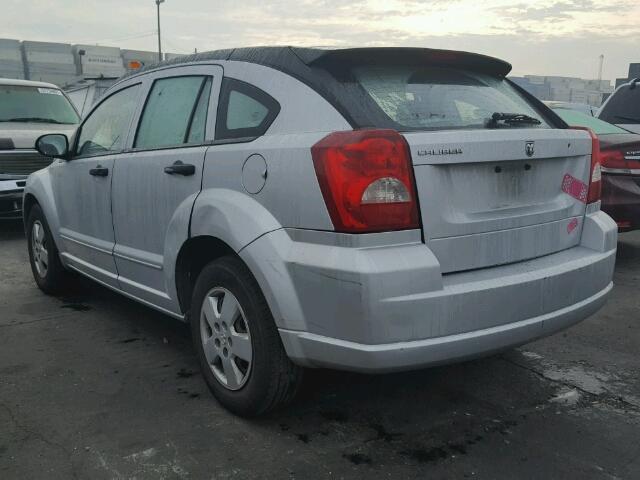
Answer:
[
  {"xmin": 51, "ymin": 80, "xmax": 142, "ymax": 288},
  {"xmin": 111, "ymin": 65, "xmax": 222, "ymax": 313}
]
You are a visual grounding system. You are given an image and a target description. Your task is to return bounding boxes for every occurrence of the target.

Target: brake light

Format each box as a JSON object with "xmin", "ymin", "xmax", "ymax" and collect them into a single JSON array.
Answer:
[
  {"xmin": 600, "ymin": 149, "xmax": 625, "ymax": 169},
  {"xmin": 311, "ymin": 129, "xmax": 420, "ymax": 233},
  {"xmin": 600, "ymin": 148, "xmax": 640, "ymax": 170},
  {"xmin": 570, "ymin": 127, "xmax": 601, "ymax": 205}
]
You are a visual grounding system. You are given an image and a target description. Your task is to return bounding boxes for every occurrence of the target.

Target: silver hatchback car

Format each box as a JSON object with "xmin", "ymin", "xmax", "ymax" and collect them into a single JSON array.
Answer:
[{"xmin": 25, "ymin": 47, "xmax": 617, "ymax": 416}]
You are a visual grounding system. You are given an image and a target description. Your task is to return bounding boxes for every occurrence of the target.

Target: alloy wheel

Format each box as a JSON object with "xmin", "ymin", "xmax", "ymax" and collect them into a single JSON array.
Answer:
[
  {"xmin": 200, "ymin": 287, "xmax": 253, "ymax": 390},
  {"xmin": 31, "ymin": 220, "xmax": 48, "ymax": 278}
]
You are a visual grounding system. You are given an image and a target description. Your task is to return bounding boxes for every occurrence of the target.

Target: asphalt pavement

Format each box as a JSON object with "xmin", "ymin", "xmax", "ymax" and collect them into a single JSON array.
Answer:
[{"xmin": 1, "ymin": 219, "xmax": 639, "ymax": 479}]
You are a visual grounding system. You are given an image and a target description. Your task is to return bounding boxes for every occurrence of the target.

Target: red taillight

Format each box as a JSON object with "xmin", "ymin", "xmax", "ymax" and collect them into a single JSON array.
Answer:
[
  {"xmin": 570, "ymin": 127, "xmax": 601, "ymax": 205},
  {"xmin": 600, "ymin": 149, "xmax": 626, "ymax": 169},
  {"xmin": 311, "ymin": 129, "xmax": 420, "ymax": 233},
  {"xmin": 600, "ymin": 148, "xmax": 640, "ymax": 170}
]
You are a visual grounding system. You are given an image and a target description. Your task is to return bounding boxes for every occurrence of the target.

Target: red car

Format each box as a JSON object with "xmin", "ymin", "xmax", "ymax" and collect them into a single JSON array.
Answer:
[{"xmin": 551, "ymin": 108, "xmax": 640, "ymax": 232}]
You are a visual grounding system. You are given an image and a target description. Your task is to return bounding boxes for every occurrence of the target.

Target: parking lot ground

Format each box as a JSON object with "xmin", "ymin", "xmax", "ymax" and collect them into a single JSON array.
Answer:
[{"xmin": 1, "ymin": 219, "xmax": 639, "ymax": 480}]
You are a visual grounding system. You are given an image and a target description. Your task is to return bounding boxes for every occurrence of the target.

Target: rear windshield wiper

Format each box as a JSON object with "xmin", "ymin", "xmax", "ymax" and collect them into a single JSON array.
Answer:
[
  {"xmin": 486, "ymin": 112, "xmax": 542, "ymax": 128},
  {"xmin": 613, "ymin": 114, "xmax": 640, "ymax": 123},
  {"xmin": 0, "ymin": 117, "xmax": 68, "ymax": 124}
]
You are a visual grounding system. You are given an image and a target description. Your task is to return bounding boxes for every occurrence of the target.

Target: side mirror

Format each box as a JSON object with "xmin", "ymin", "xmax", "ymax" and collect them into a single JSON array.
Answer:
[{"xmin": 36, "ymin": 134, "xmax": 69, "ymax": 159}]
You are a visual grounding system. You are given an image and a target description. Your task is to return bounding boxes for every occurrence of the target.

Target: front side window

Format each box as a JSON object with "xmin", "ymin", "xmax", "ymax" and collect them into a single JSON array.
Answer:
[
  {"xmin": 0, "ymin": 85, "xmax": 79, "ymax": 125},
  {"xmin": 216, "ymin": 78, "xmax": 280, "ymax": 140},
  {"xmin": 351, "ymin": 66, "xmax": 549, "ymax": 131},
  {"xmin": 135, "ymin": 76, "xmax": 212, "ymax": 149},
  {"xmin": 76, "ymin": 84, "xmax": 141, "ymax": 157},
  {"xmin": 599, "ymin": 85, "xmax": 640, "ymax": 125}
]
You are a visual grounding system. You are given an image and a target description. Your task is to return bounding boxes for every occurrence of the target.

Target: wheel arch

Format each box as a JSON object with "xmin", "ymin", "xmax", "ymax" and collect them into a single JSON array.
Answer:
[
  {"xmin": 22, "ymin": 192, "xmax": 39, "ymax": 225},
  {"xmin": 174, "ymin": 235, "xmax": 238, "ymax": 315}
]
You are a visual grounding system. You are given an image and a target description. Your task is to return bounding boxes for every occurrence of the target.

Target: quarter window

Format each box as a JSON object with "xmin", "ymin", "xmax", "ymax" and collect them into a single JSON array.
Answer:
[
  {"xmin": 216, "ymin": 78, "xmax": 280, "ymax": 140},
  {"xmin": 135, "ymin": 76, "xmax": 212, "ymax": 149},
  {"xmin": 76, "ymin": 84, "xmax": 140, "ymax": 157}
]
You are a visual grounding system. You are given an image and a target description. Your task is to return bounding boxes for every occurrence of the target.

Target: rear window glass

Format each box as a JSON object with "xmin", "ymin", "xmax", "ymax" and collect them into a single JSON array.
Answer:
[
  {"xmin": 352, "ymin": 66, "xmax": 549, "ymax": 131},
  {"xmin": 553, "ymin": 108, "xmax": 630, "ymax": 135},
  {"xmin": 599, "ymin": 85, "xmax": 640, "ymax": 125}
]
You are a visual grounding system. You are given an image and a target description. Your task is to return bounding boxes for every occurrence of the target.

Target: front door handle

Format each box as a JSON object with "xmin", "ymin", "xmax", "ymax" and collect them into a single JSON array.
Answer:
[
  {"xmin": 89, "ymin": 165, "xmax": 109, "ymax": 177},
  {"xmin": 164, "ymin": 160, "xmax": 195, "ymax": 176}
]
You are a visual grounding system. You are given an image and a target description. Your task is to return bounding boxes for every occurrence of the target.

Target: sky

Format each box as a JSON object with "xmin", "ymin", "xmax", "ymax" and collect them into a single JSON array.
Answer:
[{"xmin": 2, "ymin": 0, "xmax": 639, "ymax": 81}]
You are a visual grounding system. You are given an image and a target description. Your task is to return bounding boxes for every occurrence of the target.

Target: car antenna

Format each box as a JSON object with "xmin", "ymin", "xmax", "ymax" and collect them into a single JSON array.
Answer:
[{"xmin": 630, "ymin": 78, "xmax": 639, "ymax": 90}]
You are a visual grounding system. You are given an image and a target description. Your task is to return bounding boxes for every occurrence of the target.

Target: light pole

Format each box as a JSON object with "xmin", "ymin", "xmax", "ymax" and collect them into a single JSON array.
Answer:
[{"xmin": 156, "ymin": 0, "xmax": 165, "ymax": 62}]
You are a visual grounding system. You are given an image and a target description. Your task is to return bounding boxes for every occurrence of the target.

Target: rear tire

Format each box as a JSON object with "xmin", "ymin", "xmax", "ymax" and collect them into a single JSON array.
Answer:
[
  {"xmin": 190, "ymin": 255, "xmax": 303, "ymax": 417},
  {"xmin": 26, "ymin": 204, "xmax": 71, "ymax": 295}
]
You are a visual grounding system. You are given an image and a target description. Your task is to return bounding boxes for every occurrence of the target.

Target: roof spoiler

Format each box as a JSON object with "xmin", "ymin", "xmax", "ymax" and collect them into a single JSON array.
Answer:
[{"xmin": 292, "ymin": 47, "xmax": 513, "ymax": 77}]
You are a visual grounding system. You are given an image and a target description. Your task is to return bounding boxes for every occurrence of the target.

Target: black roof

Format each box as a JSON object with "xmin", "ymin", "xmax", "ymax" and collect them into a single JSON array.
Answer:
[
  {"xmin": 118, "ymin": 46, "xmax": 524, "ymax": 129},
  {"xmin": 121, "ymin": 46, "xmax": 513, "ymax": 82}
]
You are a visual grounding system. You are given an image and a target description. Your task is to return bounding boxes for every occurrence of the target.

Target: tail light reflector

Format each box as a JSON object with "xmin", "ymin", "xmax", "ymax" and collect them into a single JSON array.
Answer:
[
  {"xmin": 311, "ymin": 129, "xmax": 420, "ymax": 233},
  {"xmin": 570, "ymin": 127, "xmax": 601, "ymax": 205}
]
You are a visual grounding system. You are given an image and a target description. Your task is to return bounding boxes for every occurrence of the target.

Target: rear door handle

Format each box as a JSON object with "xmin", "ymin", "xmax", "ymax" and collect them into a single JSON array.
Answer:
[
  {"xmin": 164, "ymin": 160, "xmax": 195, "ymax": 176},
  {"xmin": 89, "ymin": 165, "xmax": 109, "ymax": 177}
]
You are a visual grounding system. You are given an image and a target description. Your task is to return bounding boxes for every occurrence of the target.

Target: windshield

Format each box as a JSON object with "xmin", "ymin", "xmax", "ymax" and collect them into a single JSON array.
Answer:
[
  {"xmin": 352, "ymin": 66, "xmax": 549, "ymax": 131},
  {"xmin": 553, "ymin": 108, "xmax": 630, "ymax": 135},
  {"xmin": 599, "ymin": 84, "xmax": 640, "ymax": 124},
  {"xmin": 0, "ymin": 85, "xmax": 80, "ymax": 124}
]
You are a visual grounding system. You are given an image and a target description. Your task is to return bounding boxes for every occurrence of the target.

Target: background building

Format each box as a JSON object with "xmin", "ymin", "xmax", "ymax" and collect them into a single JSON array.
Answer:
[
  {"xmin": 510, "ymin": 75, "xmax": 614, "ymax": 107},
  {"xmin": 0, "ymin": 37, "xmax": 183, "ymax": 87}
]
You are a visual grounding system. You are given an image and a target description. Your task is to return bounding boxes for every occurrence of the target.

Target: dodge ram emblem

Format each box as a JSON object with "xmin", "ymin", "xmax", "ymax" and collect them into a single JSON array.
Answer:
[{"xmin": 525, "ymin": 141, "xmax": 535, "ymax": 157}]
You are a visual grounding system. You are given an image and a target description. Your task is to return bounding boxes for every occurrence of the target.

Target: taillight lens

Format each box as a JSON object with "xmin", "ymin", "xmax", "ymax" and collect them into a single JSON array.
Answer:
[
  {"xmin": 600, "ymin": 149, "xmax": 626, "ymax": 169},
  {"xmin": 600, "ymin": 148, "xmax": 640, "ymax": 170},
  {"xmin": 570, "ymin": 127, "xmax": 601, "ymax": 205},
  {"xmin": 311, "ymin": 129, "xmax": 420, "ymax": 233}
]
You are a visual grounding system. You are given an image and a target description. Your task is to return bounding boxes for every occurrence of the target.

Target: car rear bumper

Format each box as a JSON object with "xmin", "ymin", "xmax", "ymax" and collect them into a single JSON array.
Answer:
[
  {"xmin": 279, "ymin": 281, "xmax": 612, "ymax": 372},
  {"xmin": 241, "ymin": 210, "xmax": 617, "ymax": 373},
  {"xmin": 0, "ymin": 178, "xmax": 25, "ymax": 219},
  {"xmin": 602, "ymin": 173, "xmax": 640, "ymax": 231}
]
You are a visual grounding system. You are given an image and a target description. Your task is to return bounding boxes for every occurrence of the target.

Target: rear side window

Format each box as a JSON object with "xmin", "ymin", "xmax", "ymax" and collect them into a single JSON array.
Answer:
[
  {"xmin": 351, "ymin": 66, "xmax": 549, "ymax": 131},
  {"xmin": 599, "ymin": 85, "xmax": 640, "ymax": 125},
  {"xmin": 76, "ymin": 84, "xmax": 140, "ymax": 157},
  {"xmin": 215, "ymin": 78, "xmax": 280, "ymax": 140},
  {"xmin": 135, "ymin": 76, "xmax": 212, "ymax": 149}
]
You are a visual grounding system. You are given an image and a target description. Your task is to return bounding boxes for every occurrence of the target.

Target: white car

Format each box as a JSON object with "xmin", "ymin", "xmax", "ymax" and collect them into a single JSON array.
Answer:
[
  {"xmin": 24, "ymin": 47, "xmax": 617, "ymax": 416},
  {"xmin": 0, "ymin": 78, "xmax": 79, "ymax": 218}
]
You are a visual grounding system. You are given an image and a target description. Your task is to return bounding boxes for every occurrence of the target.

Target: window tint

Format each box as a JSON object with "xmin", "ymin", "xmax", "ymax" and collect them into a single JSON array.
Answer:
[
  {"xmin": 216, "ymin": 78, "xmax": 280, "ymax": 140},
  {"xmin": 76, "ymin": 84, "xmax": 140, "ymax": 157},
  {"xmin": 352, "ymin": 66, "xmax": 549, "ymax": 131},
  {"xmin": 135, "ymin": 76, "xmax": 210, "ymax": 149},
  {"xmin": 187, "ymin": 78, "xmax": 212, "ymax": 144},
  {"xmin": 599, "ymin": 85, "xmax": 640, "ymax": 125},
  {"xmin": 227, "ymin": 91, "xmax": 268, "ymax": 129}
]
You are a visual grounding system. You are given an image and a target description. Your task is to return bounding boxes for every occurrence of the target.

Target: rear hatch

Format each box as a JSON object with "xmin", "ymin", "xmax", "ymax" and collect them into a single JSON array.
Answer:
[
  {"xmin": 327, "ymin": 53, "xmax": 593, "ymax": 273},
  {"xmin": 405, "ymin": 129, "xmax": 591, "ymax": 272}
]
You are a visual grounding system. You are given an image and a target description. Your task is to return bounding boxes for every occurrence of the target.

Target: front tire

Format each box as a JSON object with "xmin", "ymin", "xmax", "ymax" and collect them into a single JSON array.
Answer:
[
  {"xmin": 26, "ymin": 204, "xmax": 70, "ymax": 295},
  {"xmin": 190, "ymin": 256, "xmax": 303, "ymax": 416}
]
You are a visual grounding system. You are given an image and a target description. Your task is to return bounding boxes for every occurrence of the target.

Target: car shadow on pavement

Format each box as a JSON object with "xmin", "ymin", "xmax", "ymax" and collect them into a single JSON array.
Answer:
[
  {"xmin": 0, "ymin": 219, "xmax": 25, "ymax": 240},
  {"xmin": 616, "ymin": 232, "xmax": 640, "ymax": 267},
  {"xmin": 55, "ymin": 271, "xmax": 563, "ymax": 470}
]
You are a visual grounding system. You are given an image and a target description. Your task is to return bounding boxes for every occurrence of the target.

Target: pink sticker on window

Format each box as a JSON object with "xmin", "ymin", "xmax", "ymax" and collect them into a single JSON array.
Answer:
[
  {"xmin": 567, "ymin": 218, "xmax": 579, "ymax": 234},
  {"xmin": 562, "ymin": 174, "xmax": 588, "ymax": 203}
]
